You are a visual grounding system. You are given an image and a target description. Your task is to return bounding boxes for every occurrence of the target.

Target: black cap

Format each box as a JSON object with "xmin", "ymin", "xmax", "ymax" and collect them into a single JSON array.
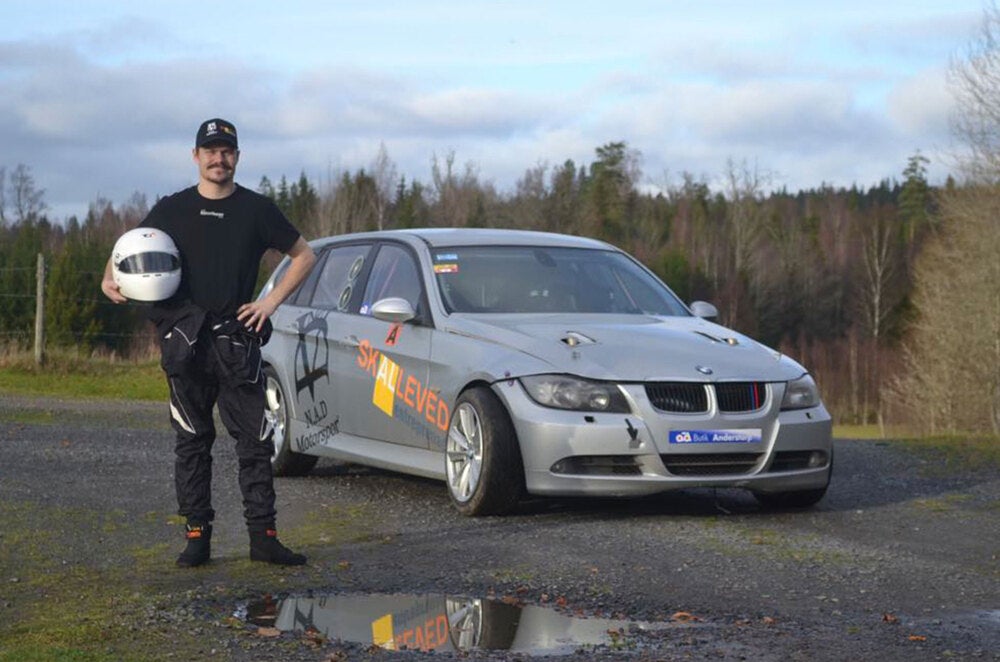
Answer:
[{"xmin": 195, "ymin": 118, "xmax": 238, "ymax": 148}]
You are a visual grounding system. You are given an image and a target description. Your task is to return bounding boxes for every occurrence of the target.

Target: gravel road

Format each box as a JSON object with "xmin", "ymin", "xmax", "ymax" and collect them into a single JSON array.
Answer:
[{"xmin": 1, "ymin": 395, "xmax": 997, "ymax": 661}]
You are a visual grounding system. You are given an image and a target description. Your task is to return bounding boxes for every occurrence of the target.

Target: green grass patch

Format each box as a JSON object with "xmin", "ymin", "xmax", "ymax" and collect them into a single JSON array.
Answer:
[
  {"xmin": 833, "ymin": 423, "xmax": 912, "ymax": 439},
  {"xmin": 0, "ymin": 501, "xmax": 219, "ymax": 661},
  {"xmin": 0, "ymin": 350, "xmax": 166, "ymax": 401},
  {"xmin": 895, "ymin": 435, "xmax": 1000, "ymax": 473},
  {"xmin": 834, "ymin": 427, "xmax": 1000, "ymax": 473},
  {"xmin": 0, "ymin": 505, "xmax": 368, "ymax": 659},
  {"xmin": 911, "ymin": 493, "xmax": 975, "ymax": 513}
]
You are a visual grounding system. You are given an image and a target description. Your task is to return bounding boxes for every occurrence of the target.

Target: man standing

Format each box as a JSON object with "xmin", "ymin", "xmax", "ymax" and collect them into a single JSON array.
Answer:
[{"xmin": 101, "ymin": 118, "xmax": 316, "ymax": 567}]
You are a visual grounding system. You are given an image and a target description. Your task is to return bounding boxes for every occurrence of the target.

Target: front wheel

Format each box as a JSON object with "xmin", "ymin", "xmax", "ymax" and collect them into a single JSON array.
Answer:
[
  {"xmin": 753, "ymin": 486, "xmax": 828, "ymax": 509},
  {"xmin": 263, "ymin": 365, "xmax": 318, "ymax": 477},
  {"xmin": 754, "ymin": 451, "xmax": 833, "ymax": 509},
  {"xmin": 445, "ymin": 387, "xmax": 524, "ymax": 516}
]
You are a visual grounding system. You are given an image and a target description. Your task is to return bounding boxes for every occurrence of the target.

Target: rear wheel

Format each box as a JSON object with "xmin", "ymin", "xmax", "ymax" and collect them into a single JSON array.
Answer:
[
  {"xmin": 445, "ymin": 387, "xmax": 524, "ymax": 516},
  {"xmin": 264, "ymin": 365, "xmax": 318, "ymax": 477}
]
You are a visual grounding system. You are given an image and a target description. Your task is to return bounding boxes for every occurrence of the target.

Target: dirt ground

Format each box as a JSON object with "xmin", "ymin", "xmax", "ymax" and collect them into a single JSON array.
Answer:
[{"xmin": 0, "ymin": 395, "xmax": 998, "ymax": 661}]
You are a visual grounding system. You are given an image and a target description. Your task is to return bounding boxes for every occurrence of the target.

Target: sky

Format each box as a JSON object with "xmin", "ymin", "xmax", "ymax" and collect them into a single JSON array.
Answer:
[{"xmin": 0, "ymin": 1, "xmax": 987, "ymax": 222}]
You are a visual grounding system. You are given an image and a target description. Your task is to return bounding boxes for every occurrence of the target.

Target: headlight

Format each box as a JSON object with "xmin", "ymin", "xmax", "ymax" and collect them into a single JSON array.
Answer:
[
  {"xmin": 520, "ymin": 374, "xmax": 631, "ymax": 413},
  {"xmin": 781, "ymin": 374, "xmax": 820, "ymax": 410}
]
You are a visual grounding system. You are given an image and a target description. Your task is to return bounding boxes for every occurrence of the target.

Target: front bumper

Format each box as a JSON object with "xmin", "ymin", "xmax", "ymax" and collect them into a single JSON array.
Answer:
[{"xmin": 491, "ymin": 380, "xmax": 833, "ymax": 497}]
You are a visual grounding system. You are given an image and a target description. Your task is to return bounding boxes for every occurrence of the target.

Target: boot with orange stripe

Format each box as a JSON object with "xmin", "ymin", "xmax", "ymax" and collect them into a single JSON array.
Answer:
[
  {"xmin": 249, "ymin": 527, "xmax": 306, "ymax": 565},
  {"xmin": 176, "ymin": 522, "xmax": 212, "ymax": 567}
]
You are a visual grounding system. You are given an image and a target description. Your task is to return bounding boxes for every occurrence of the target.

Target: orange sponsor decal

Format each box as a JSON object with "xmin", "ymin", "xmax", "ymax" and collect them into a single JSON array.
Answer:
[{"xmin": 357, "ymin": 339, "xmax": 450, "ymax": 431}]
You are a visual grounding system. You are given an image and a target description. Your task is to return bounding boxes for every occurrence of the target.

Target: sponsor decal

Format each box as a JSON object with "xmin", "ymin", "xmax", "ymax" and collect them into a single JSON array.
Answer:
[
  {"xmin": 357, "ymin": 339, "xmax": 450, "ymax": 432},
  {"xmin": 433, "ymin": 263, "xmax": 458, "ymax": 274},
  {"xmin": 294, "ymin": 311, "xmax": 330, "ymax": 401},
  {"xmin": 295, "ymin": 416, "xmax": 340, "ymax": 452},
  {"xmin": 385, "ymin": 323, "xmax": 402, "ymax": 346},
  {"xmin": 303, "ymin": 398, "xmax": 329, "ymax": 426},
  {"xmin": 669, "ymin": 429, "xmax": 762, "ymax": 444},
  {"xmin": 371, "ymin": 611, "xmax": 449, "ymax": 652},
  {"xmin": 435, "ymin": 253, "xmax": 458, "ymax": 261},
  {"xmin": 373, "ymin": 354, "xmax": 401, "ymax": 416}
]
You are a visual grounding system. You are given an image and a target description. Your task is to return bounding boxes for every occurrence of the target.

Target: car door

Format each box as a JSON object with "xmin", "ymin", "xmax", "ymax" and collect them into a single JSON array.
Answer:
[
  {"xmin": 286, "ymin": 241, "xmax": 373, "ymax": 445},
  {"xmin": 339, "ymin": 242, "xmax": 438, "ymax": 449}
]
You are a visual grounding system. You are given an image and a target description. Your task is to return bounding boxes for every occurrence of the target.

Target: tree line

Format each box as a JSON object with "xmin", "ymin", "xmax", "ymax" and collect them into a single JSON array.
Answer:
[{"xmin": 0, "ymin": 147, "xmax": 938, "ymax": 429}]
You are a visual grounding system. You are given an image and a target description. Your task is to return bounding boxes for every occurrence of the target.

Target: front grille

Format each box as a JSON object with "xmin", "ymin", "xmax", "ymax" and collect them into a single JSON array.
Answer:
[
  {"xmin": 646, "ymin": 383, "xmax": 708, "ymax": 413},
  {"xmin": 645, "ymin": 382, "xmax": 767, "ymax": 413},
  {"xmin": 716, "ymin": 382, "xmax": 766, "ymax": 412},
  {"xmin": 661, "ymin": 453, "xmax": 762, "ymax": 476}
]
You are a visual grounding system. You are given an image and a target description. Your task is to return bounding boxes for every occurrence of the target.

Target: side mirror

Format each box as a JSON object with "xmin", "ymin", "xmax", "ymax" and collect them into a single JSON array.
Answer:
[
  {"xmin": 371, "ymin": 297, "xmax": 416, "ymax": 323},
  {"xmin": 689, "ymin": 300, "xmax": 718, "ymax": 319}
]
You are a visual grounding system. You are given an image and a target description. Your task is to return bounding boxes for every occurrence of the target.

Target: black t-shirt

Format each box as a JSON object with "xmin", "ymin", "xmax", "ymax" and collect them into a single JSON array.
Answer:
[{"xmin": 140, "ymin": 184, "xmax": 300, "ymax": 316}]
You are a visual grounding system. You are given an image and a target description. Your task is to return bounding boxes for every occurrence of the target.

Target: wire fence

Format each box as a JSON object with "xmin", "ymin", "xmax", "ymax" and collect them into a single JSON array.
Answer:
[{"xmin": 0, "ymin": 264, "xmax": 159, "ymax": 356}]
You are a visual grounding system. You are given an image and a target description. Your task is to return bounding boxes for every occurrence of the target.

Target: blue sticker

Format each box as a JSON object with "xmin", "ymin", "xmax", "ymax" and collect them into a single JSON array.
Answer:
[
  {"xmin": 669, "ymin": 429, "xmax": 761, "ymax": 444},
  {"xmin": 435, "ymin": 253, "xmax": 458, "ymax": 261}
]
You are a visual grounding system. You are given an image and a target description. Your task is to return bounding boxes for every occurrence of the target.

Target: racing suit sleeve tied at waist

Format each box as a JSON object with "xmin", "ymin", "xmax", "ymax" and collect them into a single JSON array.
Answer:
[
  {"xmin": 148, "ymin": 303, "xmax": 272, "ymax": 382},
  {"xmin": 149, "ymin": 303, "xmax": 207, "ymax": 377},
  {"xmin": 209, "ymin": 317, "xmax": 272, "ymax": 386}
]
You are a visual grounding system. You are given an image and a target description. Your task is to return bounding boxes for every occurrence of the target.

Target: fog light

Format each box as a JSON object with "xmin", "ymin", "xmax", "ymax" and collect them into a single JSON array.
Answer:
[
  {"xmin": 807, "ymin": 451, "xmax": 828, "ymax": 468},
  {"xmin": 551, "ymin": 459, "xmax": 568, "ymax": 474}
]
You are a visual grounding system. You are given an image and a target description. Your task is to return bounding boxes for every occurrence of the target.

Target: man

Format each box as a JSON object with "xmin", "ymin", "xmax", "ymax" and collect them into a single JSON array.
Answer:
[{"xmin": 101, "ymin": 118, "xmax": 317, "ymax": 567}]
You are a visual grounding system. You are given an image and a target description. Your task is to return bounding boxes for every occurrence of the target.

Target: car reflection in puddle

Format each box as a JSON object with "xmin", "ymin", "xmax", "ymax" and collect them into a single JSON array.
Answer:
[{"xmin": 239, "ymin": 592, "xmax": 670, "ymax": 655}]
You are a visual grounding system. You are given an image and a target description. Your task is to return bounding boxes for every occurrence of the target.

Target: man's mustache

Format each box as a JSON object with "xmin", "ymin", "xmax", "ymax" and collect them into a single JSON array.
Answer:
[{"xmin": 208, "ymin": 163, "xmax": 232, "ymax": 171}]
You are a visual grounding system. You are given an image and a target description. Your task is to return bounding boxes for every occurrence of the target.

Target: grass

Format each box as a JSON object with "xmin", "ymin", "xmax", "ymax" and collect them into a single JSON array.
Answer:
[
  {"xmin": 834, "ymin": 423, "xmax": 999, "ymax": 472},
  {"xmin": 0, "ymin": 349, "xmax": 166, "ymax": 401},
  {"xmin": 0, "ymin": 498, "xmax": 380, "ymax": 660},
  {"xmin": 894, "ymin": 434, "xmax": 1000, "ymax": 473}
]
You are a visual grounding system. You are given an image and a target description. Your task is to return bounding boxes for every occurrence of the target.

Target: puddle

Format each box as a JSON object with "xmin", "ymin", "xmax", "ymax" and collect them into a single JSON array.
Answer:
[{"xmin": 238, "ymin": 592, "xmax": 675, "ymax": 655}]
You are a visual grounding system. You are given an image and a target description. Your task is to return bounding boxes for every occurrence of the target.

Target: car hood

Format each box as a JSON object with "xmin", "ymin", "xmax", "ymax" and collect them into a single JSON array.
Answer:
[{"xmin": 444, "ymin": 314, "xmax": 805, "ymax": 382}]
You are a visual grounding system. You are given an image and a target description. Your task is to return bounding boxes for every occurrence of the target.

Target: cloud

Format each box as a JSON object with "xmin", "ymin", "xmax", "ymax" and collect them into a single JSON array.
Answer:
[{"xmin": 0, "ymin": 2, "xmax": 979, "ymax": 221}]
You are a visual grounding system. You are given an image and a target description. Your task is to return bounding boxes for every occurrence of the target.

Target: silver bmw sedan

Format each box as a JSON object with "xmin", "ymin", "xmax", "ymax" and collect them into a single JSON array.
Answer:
[{"xmin": 259, "ymin": 228, "xmax": 833, "ymax": 515}]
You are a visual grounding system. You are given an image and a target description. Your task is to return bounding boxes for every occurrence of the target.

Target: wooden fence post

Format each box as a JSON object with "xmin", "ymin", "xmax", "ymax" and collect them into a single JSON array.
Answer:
[{"xmin": 34, "ymin": 253, "xmax": 45, "ymax": 366}]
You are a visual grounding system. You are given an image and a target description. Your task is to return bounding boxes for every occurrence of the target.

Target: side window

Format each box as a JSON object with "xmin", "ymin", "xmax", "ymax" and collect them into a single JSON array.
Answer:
[
  {"xmin": 359, "ymin": 244, "xmax": 423, "ymax": 315},
  {"xmin": 311, "ymin": 244, "xmax": 371, "ymax": 311},
  {"xmin": 288, "ymin": 250, "xmax": 326, "ymax": 306}
]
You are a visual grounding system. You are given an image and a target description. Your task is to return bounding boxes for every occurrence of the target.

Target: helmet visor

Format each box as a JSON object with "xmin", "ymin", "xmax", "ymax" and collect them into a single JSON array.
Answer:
[{"xmin": 116, "ymin": 252, "xmax": 180, "ymax": 275}]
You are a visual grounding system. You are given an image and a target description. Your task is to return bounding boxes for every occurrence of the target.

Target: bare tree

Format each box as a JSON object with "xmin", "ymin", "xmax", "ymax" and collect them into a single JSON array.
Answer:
[
  {"xmin": 950, "ymin": 1, "xmax": 1000, "ymax": 183},
  {"xmin": 369, "ymin": 142, "xmax": 397, "ymax": 230},
  {"xmin": 430, "ymin": 151, "xmax": 494, "ymax": 227},
  {"xmin": 0, "ymin": 166, "xmax": 7, "ymax": 225},
  {"xmin": 857, "ymin": 209, "xmax": 902, "ymax": 341},
  {"xmin": 10, "ymin": 164, "xmax": 46, "ymax": 224},
  {"xmin": 721, "ymin": 158, "xmax": 769, "ymax": 329},
  {"xmin": 893, "ymin": 4, "xmax": 1000, "ymax": 434},
  {"xmin": 895, "ymin": 187, "xmax": 1000, "ymax": 433}
]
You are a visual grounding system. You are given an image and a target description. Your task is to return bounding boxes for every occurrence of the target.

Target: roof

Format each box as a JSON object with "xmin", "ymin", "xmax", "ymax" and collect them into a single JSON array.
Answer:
[{"xmin": 309, "ymin": 228, "xmax": 615, "ymax": 251}]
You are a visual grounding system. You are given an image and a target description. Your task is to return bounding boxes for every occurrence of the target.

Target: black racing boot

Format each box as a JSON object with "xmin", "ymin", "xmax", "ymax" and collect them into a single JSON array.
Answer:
[
  {"xmin": 176, "ymin": 522, "xmax": 212, "ymax": 568},
  {"xmin": 249, "ymin": 528, "xmax": 306, "ymax": 566}
]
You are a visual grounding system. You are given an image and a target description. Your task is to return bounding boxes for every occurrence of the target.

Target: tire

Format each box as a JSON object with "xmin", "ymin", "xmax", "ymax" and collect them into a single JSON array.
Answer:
[
  {"xmin": 444, "ymin": 597, "xmax": 521, "ymax": 651},
  {"xmin": 754, "ymin": 450, "xmax": 833, "ymax": 509},
  {"xmin": 445, "ymin": 387, "xmax": 525, "ymax": 516},
  {"xmin": 263, "ymin": 365, "xmax": 318, "ymax": 477},
  {"xmin": 754, "ymin": 485, "xmax": 828, "ymax": 509}
]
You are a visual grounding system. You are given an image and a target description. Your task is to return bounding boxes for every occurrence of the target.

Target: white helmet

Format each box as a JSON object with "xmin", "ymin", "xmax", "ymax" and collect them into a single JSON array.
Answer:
[{"xmin": 111, "ymin": 228, "xmax": 181, "ymax": 302}]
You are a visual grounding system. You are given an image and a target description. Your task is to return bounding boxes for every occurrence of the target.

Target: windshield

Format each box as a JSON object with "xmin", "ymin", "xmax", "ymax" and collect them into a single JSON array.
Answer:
[{"xmin": 433, "ymin": 246, "xmax": 690, "ymax": 316}]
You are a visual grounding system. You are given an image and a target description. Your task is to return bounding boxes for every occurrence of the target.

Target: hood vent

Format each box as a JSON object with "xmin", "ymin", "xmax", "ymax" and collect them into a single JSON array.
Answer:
[
  {"xmin": 561, "ymin": 331, "xmax": 596, "ymax": 347},
  {"xmin": 693, "ymin": 331, "xmax": 739, "ymax": 346}
]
